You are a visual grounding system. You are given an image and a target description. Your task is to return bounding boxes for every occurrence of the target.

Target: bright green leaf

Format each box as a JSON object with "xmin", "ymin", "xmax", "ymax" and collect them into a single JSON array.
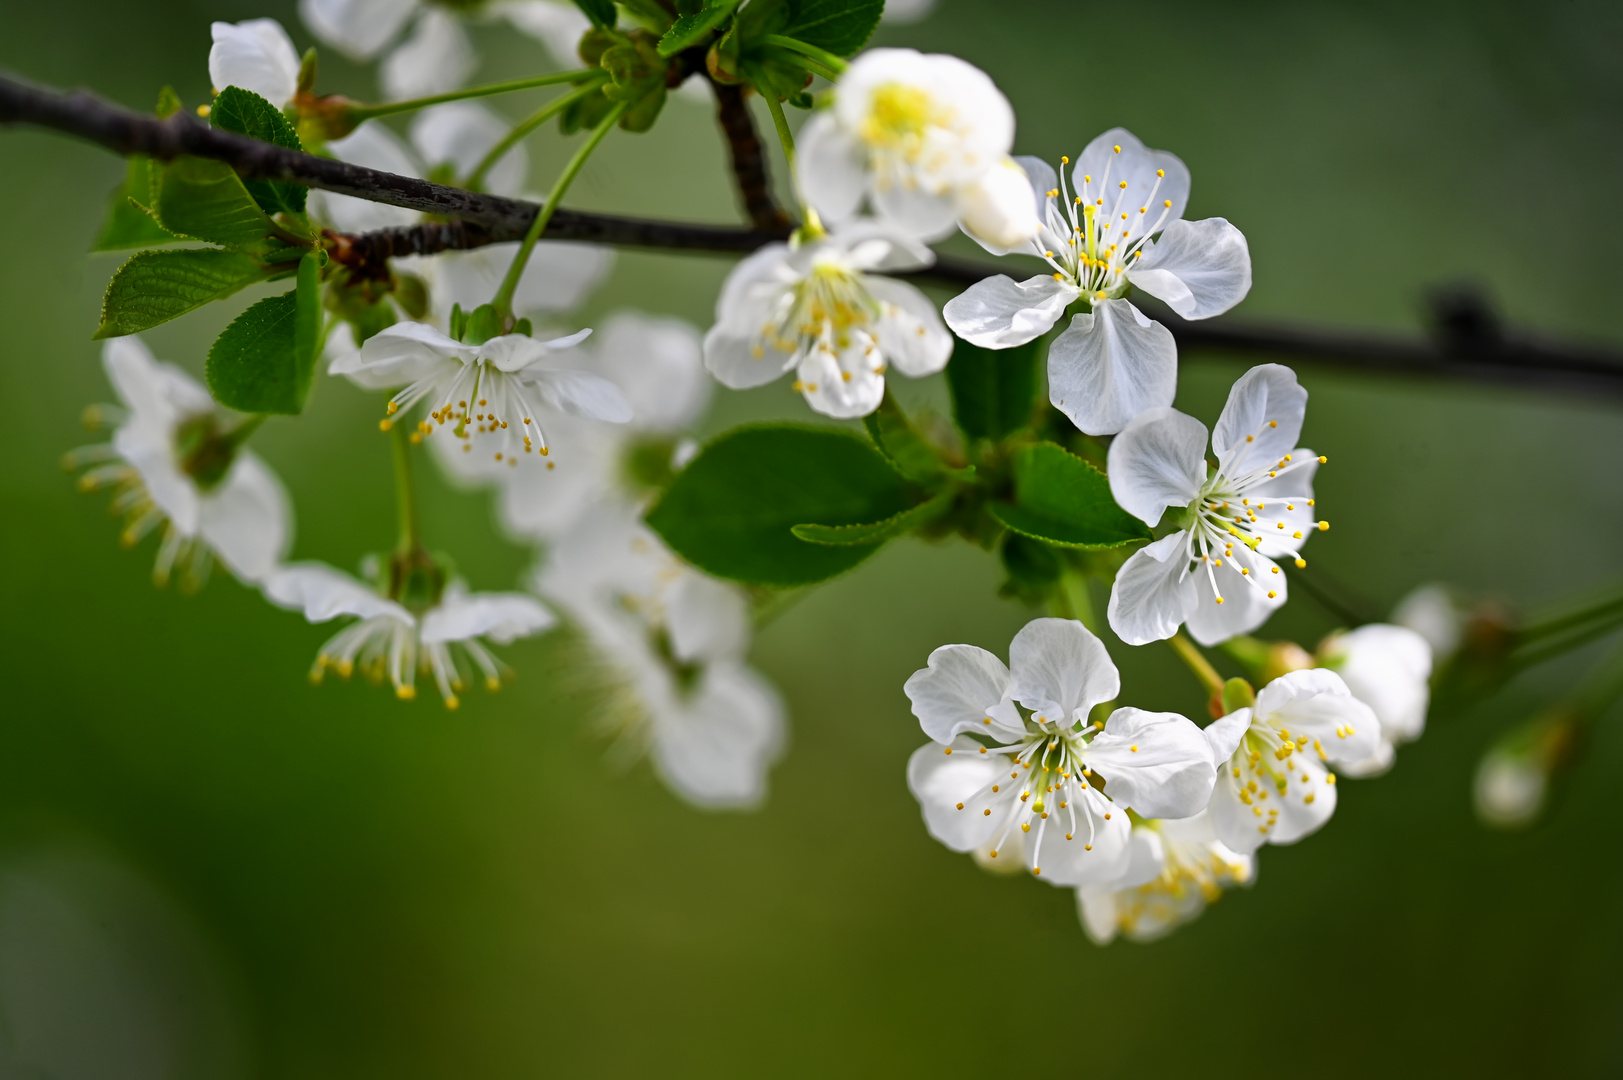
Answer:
[
  {"xmin": 658, "ymin": 0, "xmax": 741, "ymax": 55},
  {"xmin": 571, "ymin": 0, "xmax": 617, "ymax": 30},
  {"xmin": 205, "ymin": 252, "xmax": 323, "ymax": 415},
  {"xmin": 783, "ymin": 0, "xmax": 884, "ymax": 57},
  {"xmin": 863, "ymin": 391, "xmax": 946, "ymax": 483},
  {"xmin": 90, "ymin": 156, "xmax": 179, "ymax": 251},
  {"xmin": 947, "ymin": 337, "xmax": 1040, "ymax": 443},
  {"xmin": 987, "ymin": 442, "xmax": 1151, "ymax": 549},
  {"xmin": 791, "ymin": 490, "xmax": 953, "ymax": 546},
  {"xmin": 95, "ymin": 248, "xmax": 270, "ymax": 338},
  {"xmin": 645, "ymin": 425, "xmax": 913, "ymax": 587},
  {"xmin": 209, "ymin": 86, "xmax": 308, "ymax": 216},
  {"xmin": 153, "ymin": 156, "xmax": 301, "ymax": 252}
]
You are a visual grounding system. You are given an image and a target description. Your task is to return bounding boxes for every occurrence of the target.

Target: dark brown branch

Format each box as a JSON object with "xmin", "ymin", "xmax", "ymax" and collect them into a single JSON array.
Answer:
[
  {"xmin": 713, "ymin": 82, "xmax": 790, "ymax": 232},
  {"xmin": 5, "ymin": 71, "xmax": 1623, "ymax": 397}
]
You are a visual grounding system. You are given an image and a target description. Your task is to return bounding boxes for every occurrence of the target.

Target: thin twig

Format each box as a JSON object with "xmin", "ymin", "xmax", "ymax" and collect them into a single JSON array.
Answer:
[
  {"xmin": 5, "ymin": 72, "xmax": 1623, "ymax": 396},
  {"xmin": 712, "ymin": 81, "xmax": 789, "ymax": 232}
]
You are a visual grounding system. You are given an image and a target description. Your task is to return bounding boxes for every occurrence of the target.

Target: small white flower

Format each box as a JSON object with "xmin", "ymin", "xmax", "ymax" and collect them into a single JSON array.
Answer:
[
  {"xmin": 70, "ymin": 338, "xmax": 292, "ymax": 589},
  {"xmin": 535, "ymin": 503, "xmax": 786, "ymax": 809},
  {"xmin": 904, "ymin": 618, "xmax": 1217, "ymax": 883},
  {"xmin": 1076, "ymin": 810, "xmax": 1254, "ymax": 945},
  {"xmin": 208, "ymin": 18, "xmax": 303, "ymax": 107},
  {"xmin": 943, "ymin": 128, "xmax": 1252, "ymax": 435},
  {"xmin": 1392, "ymin": 583, "xmax": 1467, "ymax": 667},
  {"xmin": 331, "ymin": 322, "xmax": 632, "ymax": 463},
  {"xmin": 1318, "ymin": 623, "xmax": 1432, "ymax": 777},
  {"xmin": 1106, "ymin": 364, "xmax": 1324, "ymax": 647},
  {"xmin": 434, "ymin": 312, "xmax": 709, "ymax": 541},
  {"xmin": 299, "ymin": 0, "xmax": 471, "ymax": 100},
  {"xmin": 797, "ymin": 48, "xmax": 1036, "ymax": 246},
  {"xmin": 1474, "ymin": 750, "xmax": 1546, "ymax": 828},
  {"xmin": 266, "ymin": 562, "xmax": 554, "ymax": 707},
  {"xmin": 1207, "ymin": 669, "xmax": 1380, "ymax": 855},
  {"xmin": 498, "ymin": 0, "xmax": 592, "ymax": 65},
  {"xmin": 703, "ymin": 222, "xmax": 951, "ymax": 418}
]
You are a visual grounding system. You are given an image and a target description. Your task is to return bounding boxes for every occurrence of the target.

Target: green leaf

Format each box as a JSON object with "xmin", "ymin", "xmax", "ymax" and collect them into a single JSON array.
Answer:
[
  {"xmin": 645, "ymin": 424, "xmax": 914, "ymax": 587},
  {"xmin": 862, "ymin": 391, "xmax": 946, "ymax": 483},
  {"xmin": 987, "ymin": 442, "xmax": 1151, "ymax": 550},
  {"xmin": 155, "ymin": 85, "xmax": 183, "ymax": 118},
  {"xmin": 95, "ymin": 248, "xmax": 270, "ymax": 338},
  {"xmin": 205, "ymin": 251, "xmax": 324, "ymax": 415},
  {"xmin": 791, "ymin": 490, "xmax": 953, "ymax": 546},
  {"xmin": 90, "ymin": 156, "xmax": 179, "ymax": 251},
  {"xmin": 783, "ymin": 0, "xmax": 884, "ymax": 57},
  {"xmin": 571, "ymin": 0, "xmax": 617, "ymax": 30},
  {"xmin": 209, "ymin": 86, "xmax": 307, "ymax": 216},
  {"xmin": 658, "ymin": 0, "xmax": 740, "ymax": 55},
  {"xmin": 153, "ymin": 156, "xmax": 300, "ymax": 252},
  {"xmin": 947, "ymin": 337, "xmax": 1040, "ymax": 443},
  {"xmin": 1000, "ymin": 531, "xmax": 1063, "ymax": 590}
]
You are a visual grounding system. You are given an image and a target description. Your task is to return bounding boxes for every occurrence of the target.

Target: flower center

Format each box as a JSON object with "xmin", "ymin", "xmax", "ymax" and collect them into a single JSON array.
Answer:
[
  {"xmin": 859, "ymin": 83, "xmax": 942, "ymax": 153},
  {"xmin": 1032, "ymin": 146, "xmax": 1174, "ymax": 304},
  {"xmin": 1226, "ymin": 721, "xmax": 1336, "ymax": 840}
]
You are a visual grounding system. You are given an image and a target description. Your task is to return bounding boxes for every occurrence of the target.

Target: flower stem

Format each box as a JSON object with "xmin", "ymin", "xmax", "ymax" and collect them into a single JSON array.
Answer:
[
  {"xmin": 224, "ymin": 413, "xmax": 268, "ymax": 449},
  {"xmin": 491, "ymin": 99, "xmax": 629, "ymax": 323},
  {"xmin": 1168, "ymin": 633, "xmax": 1225, "ymax": 699},
  {"xmin": 464, "ymin": 77, "xmax": 608, "ymax": 192},
  {"xmin": 758, "ymin": 86, "xmax": 821, "ymax": 233},
  {"xmin": 760, "ymin": 35, "xmax": 848, "ymax": 76},
  {"xmin": 1052, "ymin": 571, "xmax": 1097, "ymax": 631},
  {"xmin": 1517, "ymin": 589, "xmax": 1623, "ymax": 644},
  {"xmin": 344, "ymin": 71, "xmax": 597, "ymax": 123},
  {"xmin": 390, "ymin": 417, "xmax": 423, "ymax": 556}
]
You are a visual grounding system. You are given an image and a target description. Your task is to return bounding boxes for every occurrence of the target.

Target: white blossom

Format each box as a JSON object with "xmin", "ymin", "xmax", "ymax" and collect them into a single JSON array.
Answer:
[
  {"xmin": 69, "ymin": 338, "xmax": 291, "ymax": 589},
  {"xmin": 1318, "ymin": 623, "xmax": 1432, "ymax": 777},
  {"xmin": 943, "ymin": 128, "xmax": 1251, "ymax": 435},
  {"xmin": 498, "ymin": 0, "xmax": 591, "ymax": 64},
  {"xmin": 1392, "ymin": 583, "xmax": 1467, "ymax": 667},
  {"xmin": 433, "ymin": 312, "xmax": 709, "ymax": 542},
  {"xmin": 797, "ymin": 48, "xmax": 1038, "ymax": 247},
  {"xmin": 266, "ymin": 562, "xmax": 553, "ymax": 707},
  {"xmin": 904, "ymin": 618, "xmax": 1217, "ymax": 883},
  {"xmin": 1207, "ymin": 669, "xmax": 1379, "ymax": 854},
  {"xmin": 534, "ymin": 503, "xmax": 786, "ymax": 808},
  {"xmin": 330, "ymin": 322, "xmax": 631, "ymax": 464},
  {"xmin": 208, "ymin": 18, "xmax": 302, "ymax": 107},
  {"xmin": 1474, "ymin": 750, "xmax": 1546, "ymax": 828},
  {"xmin": 1106, "ymin": 364, "xmax": 1324, "ymax": 647},
  {"xmin": 703, "ymin": 222, "xmax": 952, "ymax": 418},
  {"xmin": 1076, "ymin": 810, "xmax": 1253, "ymax": 945}
]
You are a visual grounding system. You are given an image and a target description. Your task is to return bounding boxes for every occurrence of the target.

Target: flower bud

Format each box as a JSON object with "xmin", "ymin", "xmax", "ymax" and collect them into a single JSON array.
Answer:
[
  {"xmin": 1473, "ymin": 706, "xmax": 1583, "ymax": 829},
  {"xmin": 957, "ymin": 157, "xmax": 1042, "ymax": 250}
]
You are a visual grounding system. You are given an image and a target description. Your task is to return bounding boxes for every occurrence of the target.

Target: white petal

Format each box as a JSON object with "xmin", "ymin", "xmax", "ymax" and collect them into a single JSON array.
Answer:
[
  {"xmin": 1085, "ymin": 708, "xmax": 1216, "ymax": 819},
  {"xmin": 1047, "ymin": 299, "xmax": 1177, "ymax": 436},
  {"xmin": 421, "ymin": 241, "xmax": 614, "ymax": 319},
  {"xmin": 1031, "ymin": 787, "xmax": 1131, "ymax": 885},
  {"xmin": 906, "ymin": 737, "xmax": 1006, "ymax": 852},
  {"xmin": 1211, "ymin": 364, "xmax": 1307, "ymax": 478},
  {"xmin": 298, "ymin": 0, "xmax": 418, "ymax": 60},
  {"xmin": 1184, "ymin": 545, "xmax": 1287, "ymax": 647},
  {"xmin": 1128, "ymin": 217, "xmax": 1252, "ymax": 320},
  {"xmin": 866, "ymin": 276, "xmax": 953, "ymax": 377},
  {"xmin": 649, "ymin": 662, "xmax": 787, "ymax": 810},
  {"xmin": 796, "ymin": 336, "xmax": 886, "ymax": 419},
  {"xmin": 488, "ymin": 417, "xmax": 610, "ymax": 540},
  {"xmin": 703, "ymin": 244, "xmax": 795, "ymax": 390},
  {"xmin": 1265, "ymin": 753, "xmax": 1340, "ymax": 846},
  {"xmin": 409, "ymin": 101, "xmax": 522, "ymax": 193},
  {"xmin": 382, "ymin": 9, "xmax": 475, "ymax": 101},
  {"xmin": 965, "ymin": 154, "xmax": 1053, "ymax": 256},
  {"xmin": 903, "ymin": 645, "xmax": 1022, "ymax": 744},
  {"xmin": 1320, "ymin": 624, "xmax": 1432, "ymax": 743},
  {"xmin": 1077, "ymin": 886, "xmax": 1121, "ymax": 945},
  {"xmin": 103, "ymin": 336, "xmax": 210, "ymax": 429},
  {"xmin": 797, "ymin": 113, "xmax": 867, "ymax": 225},
  {"xmin": 113, "ymin": 424, "xmax": 199, "ymax": 534},
  {"xmin": 499, "ymin": 0, "xmax": 590, "ymax": 64},
  {"xmin": 1007, "ymin": 618, "xmax": 1119, "ymax": 725},
  {"xmin": 955, "ymin": 157, "xmax": 1043, "ymax": 252},
  {"xmin": 209, "ymin": 19, "xmax": 300, "ymax": 106},
  {"xmin": 474, "ymin": 332, "xmax": 554, "ymax": 371},
  {"xmin": 420, "ymin": 588, "xmax": 554, "ymax": 644},
  {"xmin": 1106, "ymin": 532, "xmax": 1197, "ymax": 646},
  {"xmin": 1255, "ymin": 668, "xmax": 1382, "ymax": 766},
  {"xmin": 594, "ymin": 312, "xmax": 709, "ymax": 431},
  {"xmin": 1073, "ymin": 127, "xmax": 1190, "ymax": 231},
  {"xmin": 1202, "ymin": 708, "xmax": 1251, "ymax": 767},
  {"xmin": 309, "ymin": 122, "xmax": 420, "ymax": 232},
  {"xmin": 872, "ymin": 183, "xmax": 960, "ymax": 242},
  {"xmin": 1339, "ymin": 739, "xmax": 1396, "ymax": 779},
  {"xmin": 826, "ymin": 221, "xmax": 936, "ymax": 273},
  {"xmin": 264, "ymin": 562, "xmax": 411, "ymax": 623},
  {"xmin": 1106, "ymin": 406, "xmax": 1208, "ymax": 527},
  {"xmin": 942, "ymin": 274, "xmax": 1076, "ymax": 349},
  {"xmin": 665, "ymin": 572, "xmax": 750, "ymax": 664},
  {"xmin": 196, "ymin": 452, "xmax": 292, "ymax": 583},
  {"xmin": 523, "ymin": 369, "xmax": 633, "ymax": 423},
  {"xmin": 334, "ymin": 321, "xmax": 464, "ymax": 389},
  {"xmin": 1392, "ymin": 584, "xmax": 1464, "ymax": 665}
]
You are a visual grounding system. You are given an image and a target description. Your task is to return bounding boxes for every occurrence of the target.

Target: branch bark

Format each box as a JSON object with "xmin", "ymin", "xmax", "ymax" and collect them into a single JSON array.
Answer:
[
  {"xmin": 712, "ymin": 81, "xmax": 790, "ymax": 232},
  {"xmin": 4, "ymin": 72, "xmax": 1623, "ymax": 397}
]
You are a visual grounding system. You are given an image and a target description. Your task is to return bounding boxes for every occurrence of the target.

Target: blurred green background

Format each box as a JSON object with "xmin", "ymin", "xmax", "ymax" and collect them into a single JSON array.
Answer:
[{"xmin": 3, "ymin": 0, "xmax": 1622, "ymax": 1075}]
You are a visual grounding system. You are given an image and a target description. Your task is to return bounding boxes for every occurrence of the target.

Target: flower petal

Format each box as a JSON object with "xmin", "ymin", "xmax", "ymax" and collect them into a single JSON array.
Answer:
[
  {"xmin": 903, "ymin": 644, "xmax": 1021, "ymax": 744},
  {"xmin": 956, "ymin": 157, "xmax": 1043, "ymax": 252},
  {"xmin": 1106, "ymin": 532, "xmax": 1198, "ymax": 646},
  {"xmin": 1319, "ymin": 624, "xmax": 1432, "ymax": 744},
  {"xmin": 1202, "ymin": 708, "xmax": 1252, "ymax": 767},
  {"xmin": 264, "ymin": 562, "xmax": 411, "ymax": 623},
  {"xmin": 197, "ymin": 452, "xmax": 292, "ymax": 583},
  {"xmin": 420, "ymin": 588, "xmax": 554, "ymax": 644},
  {"xmin": 335, "ymin": 321, "xmax": 463, "ymax": 390},
  {"xmin": 665, "ymin": 572, "xmax": 750, "ymax": 664},
  {"xmin": 309, "ymin": 122, "xmax": 421, "ymax": 232},
  {"xmin": 1030, "ymin": 787, "xmax": 1131, "ymax": 886},
  {"xmin": 1007, "ymin": 617, "xmax": 1120, "ymax": 725},
  {"xmin": 906, "ymin": 737, "xmax": 1007, "ymax": 852},
  {"xmin": 1211, "ymin": 363, "xmax": 1307, "ymax": 478},
  {"xmin": 103, "ymin": 336, "xmax": 210, "ymax": 430},
  {"xmin": 942, "ymin": 273, "xmax": 1076, "ymax": 349},
  {"xmin": 409, "ymin": 102, "xmax": 523, "ymax": 192},
  {"xmin": 594, "ymin": 312, "xmax": 709, "ymax": 431},
  {"xmin": 499, "ymin": 0, "xmax": 591, "ymax": 64},
  {"xmin": 649, "ymin": 661, "xmax": 787, "ymax": 810},
  {"xmin": 382, "ymin": 9, "xmax": 475, "ymax": 102},
  {"xmin": 522, "ymin": 369, "xmax": 634, "ymax": 423},
  {"xmin": 866, "ymin": 276, "xmax": 953, "ymax": 377},
  {"xmin": 873, "ymin": 183, "xmax": 960, "ymax": 241},
  {"xmin": 796, "ymin": 335, "xmax": 886, "ymax": 419},
  {"xmin": 703, "ymin": 244, "xmax": 796, "ymax": 390},
  {"xmin": 965, "ymin": 154, "xmax": 1053, "ymax": 256},
  {"xmin": 797, "ymin": 113, "xmax": 867, "ymax": 225},
  {"xmin": 1086, "ymin": 708, "xmax": 1216, "ymax": 819},
  {"xmin": 1106, "ymin": 406, "xmax": 1209, "ymax": 527},
  {"xmin": 1184, "ymin": 545, "xmax": 1287, "ymax": 647},
  {"xmin": 1073, "ymin": 127, "xmax": 1190, "ymax": 232},
  {"xmin": 298, "ymin": 0, "xmax": 418, "ymax": 60},
  {"xmin": 1047, "ymin": 299, "xmax": 1177, "ymax": 436},
  {"xmin": 413, "ymin": 241, "xmax": 614, "ymax": 320},
  {"xmin": 1127, "ymin": 217, "xmax": 1252, "ymax": 320},
  {"xmin": 1254, "ymin": 668, "xmax": 1382, "ymax": 766},
  {"xmin": 209, "ymin": 19, "xmax": 300, "ymax": 106}
]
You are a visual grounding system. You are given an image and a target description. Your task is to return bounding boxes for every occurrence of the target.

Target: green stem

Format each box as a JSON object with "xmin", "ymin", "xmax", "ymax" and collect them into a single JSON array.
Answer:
[
  {"xmin": 1517, "ymin": 590, "xmax": 1623, "ymax": 643},
  {"xmin": 224, "ymin": 413, "xmax": 267, "ymax": 450},
  {"xmin": 1168, "ymin": 633, "xmax": 1225, "ymax": 700},
  {"xmin": 491, "ymin": 99, "xmax": 629, "ymax": 322},
  {"xmin": 464, "ymin": 77, "xmax": 608, "ymax": 192},
  {"xmin": 1054, "ymin": 572, "xmax": 1096, "ymax": 631},
  {"xmin": 758, "ymin": 86, "xmax": 820, "ymax": 233},
  {"xmin": 390, "ymin": 418, "xmax": 422, "ymax": 556},
  {"xmin": 344, "ymin": 71, "xmax": 597, "ymax": 122},
  {"xmin": 761, "ymin": 35, "xmax": 848, "ymax": 76}
]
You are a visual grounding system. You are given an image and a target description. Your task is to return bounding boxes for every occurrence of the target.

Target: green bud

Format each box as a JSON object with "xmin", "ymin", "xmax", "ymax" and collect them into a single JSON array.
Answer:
[
  {"xmin": 1220, "ymin": 677, "xmax": 1256, "ymax": 716},
  {"xmin": 462, "ymin": 304, "xmax": 504, "ymax": 345}
]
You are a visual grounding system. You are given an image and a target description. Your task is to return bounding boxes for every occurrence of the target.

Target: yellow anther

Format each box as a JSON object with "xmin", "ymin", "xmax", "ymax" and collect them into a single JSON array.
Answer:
[
  {"xmin": 944, "ymin": 747, "xmax": 952, "ymax": 755},
  {"xmin": 1292, "ymin": 531, "xmax": 1303, "ymax": 539},
  {"xmin": 1245, "ymin": 434, "xmax": 1255, "ymax": 442},
  {"xmin": 1295, "ymin": 558, "xmax": 1307, "ymax": 569},
  {"xmin": 956, "ymin": 802, "xmax": 964, "ymax": 810},
  {"xmin": 1021, "ymin": 823, "xmax": 1030, "ymax": 833},
  {"xmin": 1156, "ymin": 168, "xmax": 1165, "ymax": 177},
  {"xmin": 1113, "ymin": 144, "xmax": 1121, "ymax": 153},
  {"xmin": 395, "ymin": 685, "xmax": 416, "ymax": 700},
  {"xmin": 1317, "ymin": 521, "xmax": 1329, "ymax": 531},
  {"xmin": 378, "ymin": 419, "xmax": 393, "ymax": 432},
  {"xmin": 1214, "ymin": 596, "xmax": 1225, "ymax": 604},
  {"xmin": 1267, "ymin": 590, "xmax": 1277, "ymax": 598},
  {"xmin": 1318, "ymin": 455, "xmax": 1328, "ymax": 464}
]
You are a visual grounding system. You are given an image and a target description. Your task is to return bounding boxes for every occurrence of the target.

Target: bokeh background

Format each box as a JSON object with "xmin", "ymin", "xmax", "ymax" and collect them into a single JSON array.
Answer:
[{"xmin": 3, "ymin": 0, "xmax": 1622, "ymax": 1075}]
